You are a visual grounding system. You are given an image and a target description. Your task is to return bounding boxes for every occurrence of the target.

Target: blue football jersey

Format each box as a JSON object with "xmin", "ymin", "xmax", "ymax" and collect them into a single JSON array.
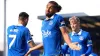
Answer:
[
  {"xmin": 41, "ymin": 14, "xmax": 66, "ymax": 56},
  {"xmin": 61, "ymin": 43, "xmax": 70, "ymax": 56},
  {"xmin": 7, "ymin": 24, "xmax": 32, "ymax": 56},
  {"xmin": 69, "ymin": 29, "xmax": 92, "ymax": 56},
  {"xmin": 89, "ymin": 53, "xmax": 98, "ymax": 56}
]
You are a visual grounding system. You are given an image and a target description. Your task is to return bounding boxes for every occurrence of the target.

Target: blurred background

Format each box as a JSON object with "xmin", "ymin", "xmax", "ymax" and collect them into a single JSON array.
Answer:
[{"xmin": 0, "ymin": 0, "xmax": 100, "ymax": 56}]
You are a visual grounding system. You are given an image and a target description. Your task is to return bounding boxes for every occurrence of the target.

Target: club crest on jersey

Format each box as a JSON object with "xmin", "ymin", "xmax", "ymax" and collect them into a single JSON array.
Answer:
[
  {"xmin": 88, "ymin": 40, "xmax": 92, "ymax": 43},
  {"xmin": 49, "ymin": 21, "xmax": 53, "ymax": 25},
  {"xmin": 79, "ymin": 36, "xmax": 84, "ymax": 40}
]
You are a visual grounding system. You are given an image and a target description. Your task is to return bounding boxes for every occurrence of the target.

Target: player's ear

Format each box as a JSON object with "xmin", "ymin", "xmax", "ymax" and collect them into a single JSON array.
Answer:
[{"xmin": 24, "ymin": 18, "xmax": 28, "ymax": 22}]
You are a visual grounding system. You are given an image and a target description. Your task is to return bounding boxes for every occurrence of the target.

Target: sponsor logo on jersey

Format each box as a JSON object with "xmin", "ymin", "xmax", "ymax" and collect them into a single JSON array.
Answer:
[{"xmin": 42, "ymin": 30, "xmax": 51, "ymax": 37}]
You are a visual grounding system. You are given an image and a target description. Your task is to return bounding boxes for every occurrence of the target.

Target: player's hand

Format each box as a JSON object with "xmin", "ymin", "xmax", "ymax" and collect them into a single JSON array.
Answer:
[
  {"xmin": 69, "ymin": 42, "xmax": 80, "ymax": 50},
  {"xmin": 24, "ymin": 48, "xmax": 33, "ymax": 56},
  {"xmin": 81, "ymin": 54, "xmax": 85, "ymax": 56}
]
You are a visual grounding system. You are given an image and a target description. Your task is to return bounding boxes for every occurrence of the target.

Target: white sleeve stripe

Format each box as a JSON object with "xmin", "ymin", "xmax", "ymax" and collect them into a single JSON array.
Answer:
[
  {"xmin": 27, "ymin": 40, "xmax": 32, "ymax": 43},
  {"xmin": 59, "ymin": 26, "xmax": 66, "ymax": 28},
  {"xmin": 87, "ymin": 44, "xmax": 92, "ymax": 46},
  {"xmin": 66, "ymin": 54, "xmax": 70, "ymax": 56},
  {"xmin": 64, "ymin": 43, "xmax": 67, "ymax": 45}
]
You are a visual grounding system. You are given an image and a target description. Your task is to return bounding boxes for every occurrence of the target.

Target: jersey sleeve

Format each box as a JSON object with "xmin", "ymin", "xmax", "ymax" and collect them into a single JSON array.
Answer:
[
  {"xmin": 87, "ymin": 32, "xmax": 92, "ymax": 46},
  {"xmin": 85, "ymin": 32, "xmax": 93, "ymax": 55},
  {"xmin": 58, "ymin": 16, "xmax": 66, "ymax": 28},
  {"xmin": 24, "ymin": 28, "xmax": 33, "ymax": 43},
  {"xmin": 61, "ymin": 43, "xmax": 69, "ymax": 54}
]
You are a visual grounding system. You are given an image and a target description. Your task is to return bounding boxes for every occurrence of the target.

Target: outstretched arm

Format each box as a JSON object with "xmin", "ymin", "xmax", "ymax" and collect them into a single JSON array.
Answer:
[
  {"xmin": 58, "ymin": 16, "xmax": 80, "ymax": 50},
  {"xmin": 25, "ymin": 43, "xmax": 43, "ymax": 56},
  {"xmin": 60, "ymin": 26, "xmax": 80, "ymax": 50}
]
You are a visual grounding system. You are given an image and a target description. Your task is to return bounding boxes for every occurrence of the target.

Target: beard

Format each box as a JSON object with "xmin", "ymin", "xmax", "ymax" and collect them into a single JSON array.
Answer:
[
  {"xmin": 46, "ymin": 13, "xmax": 54, "ymax": 18},
  {"xmin": 24, "ymin": 23, "xmax": 27, "ymax": 27}
]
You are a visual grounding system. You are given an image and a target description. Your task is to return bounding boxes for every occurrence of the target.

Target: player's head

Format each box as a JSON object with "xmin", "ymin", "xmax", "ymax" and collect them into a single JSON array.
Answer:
[
  {"xmin": 18, "ymin": 12, "xmax": 29, "ymax": 26},
  {"xmin": 69, "ymin": 16, "xmax": 80, "ymax": 32},
  {"xmin": 45, "ymin": 1, "xmax": 62, "ymax": 18}
]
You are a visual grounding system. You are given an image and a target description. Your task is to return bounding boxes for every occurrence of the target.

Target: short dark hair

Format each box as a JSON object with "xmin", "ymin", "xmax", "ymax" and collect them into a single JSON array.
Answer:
[
  {"xmin": 19, "ymin": 12, "xmax": 29, "ymax": 20},
  {"xmin": 49, "ymin": 1, "xmax": 62, "ymax": 12}
]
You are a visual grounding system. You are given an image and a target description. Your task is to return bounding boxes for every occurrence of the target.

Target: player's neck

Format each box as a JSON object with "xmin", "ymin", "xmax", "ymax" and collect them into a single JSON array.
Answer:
[
  {"xmin": 46, "ymin": 17, "xmax": 50, "ymax": 20},
  {"xmin": 18, "ymin": 21, "xmax": 24, "ymax": 26},
  {"xmin": 74, "ymin": 29, "xmax": 80, "ymax": 33}
]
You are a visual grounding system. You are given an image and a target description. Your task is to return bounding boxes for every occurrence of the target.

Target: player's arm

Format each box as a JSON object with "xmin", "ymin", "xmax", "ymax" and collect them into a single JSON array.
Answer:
[
  {"xmin": 60, "ymin": 26, "xmax": 80, "ymax": 50},
  {"xmin": 28, "ymin": 35, "xmax": 36, "ymax": 48},
  {"xmin": 81, "ymin": 33, "xmax": 92, "ymax": 56},
  {"xmin": 24, "ymin": 28, "xmax": 43, "ymax": 56},
  {"xmin": 61, "ymin": 43, "xmax": 69, "ymax": 55},
  {"xmin": 58, "ymin": 16, "xmax": 80, "ymax": 50},
  {"xmin": 83, "ymin": 46, "xmax": 92, "ymax": 56},
  {"xmin": 25, "ymin": 43, "xmax": 43, "ymax": 56},
  {"xmin": 28, "ymin": 40, "xmax": 36, "ymax": 48},
  {"xmin": 60, "ymin": 26, "xmax": 71, "ymax": 45},
  {"xmin": 81, "ymin": 46, "xmax": 92, "ymax": 56},
  {"xmin": 25, "ymin": 28, "xmax": 36, "ymax": 47}
]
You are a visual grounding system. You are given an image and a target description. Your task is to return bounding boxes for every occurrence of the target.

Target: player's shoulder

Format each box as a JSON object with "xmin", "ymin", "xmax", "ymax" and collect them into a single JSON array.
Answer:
[
  {"xmin": 8, "ymin": 25, "xmax": 15, "ymax": 27},
  {"xmin": 7, "ymin": 25, "xmax": 15, "ymax": 29},
  {"xmin": 55, "ymin": 14, "xmax": 64, "ymax": 23},
  {"xmin": 81, "ymin": 30, "xmax": 91, "ymax": 38},
  {"xmin": 18, "ymin": 26, "xmax": 30, "ymax": 34},
  {"xmin": 82, "ymin": 30, "xmax": 90, "ymax": 35},
  {"xmin": 16, "ymin": 25, "xmax": 29, "ymax": 31},
  {"xmin": 23, "ymin": 27, "xmax": 30, "ymax": 32},
  {"xmin": 55, "ymin": 14, "xmax": 63, "ymax": 18}
]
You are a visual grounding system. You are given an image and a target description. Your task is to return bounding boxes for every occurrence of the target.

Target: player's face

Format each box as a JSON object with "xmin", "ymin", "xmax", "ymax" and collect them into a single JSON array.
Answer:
[
  {"xmin": 70, "ymin": 19, "xmax": 80, "ymax": 31},
  {"xmin": 45, "ymin": 3, "xmax": 56, "ymax": 17}
]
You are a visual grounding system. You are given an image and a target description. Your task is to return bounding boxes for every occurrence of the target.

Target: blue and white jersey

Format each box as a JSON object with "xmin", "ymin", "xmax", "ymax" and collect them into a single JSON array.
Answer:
[
  {"xmin": 69, "ymin": 29, "xmax": 92, "ymax": 56},
  {"xmin": 7, "ymin": 24, "xmax": 32, "ymax": 56},
  {"xmin": 61, "ymin": 43, "xmax": 70, "ymax": 56},
  {"xmin": 41, "ymin": 14, "xmax": 66, "ymax": 56},
  {"xmin": 89, "ymin": 53, "xmax": 98, "ymax": 56}
]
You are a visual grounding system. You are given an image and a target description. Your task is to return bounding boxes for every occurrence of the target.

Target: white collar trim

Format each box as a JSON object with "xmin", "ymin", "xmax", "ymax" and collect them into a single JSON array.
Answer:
[
  {"xmin": 71, "ymin": 29, "xmax": 82, "ymax": 36},
  {"xmin": 45, "ymin": 14, "xmax": 55, "ymax": 20},
  {"xmin": 17, "ymin": 24, "xmax": 23, "ymax": 26}
]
